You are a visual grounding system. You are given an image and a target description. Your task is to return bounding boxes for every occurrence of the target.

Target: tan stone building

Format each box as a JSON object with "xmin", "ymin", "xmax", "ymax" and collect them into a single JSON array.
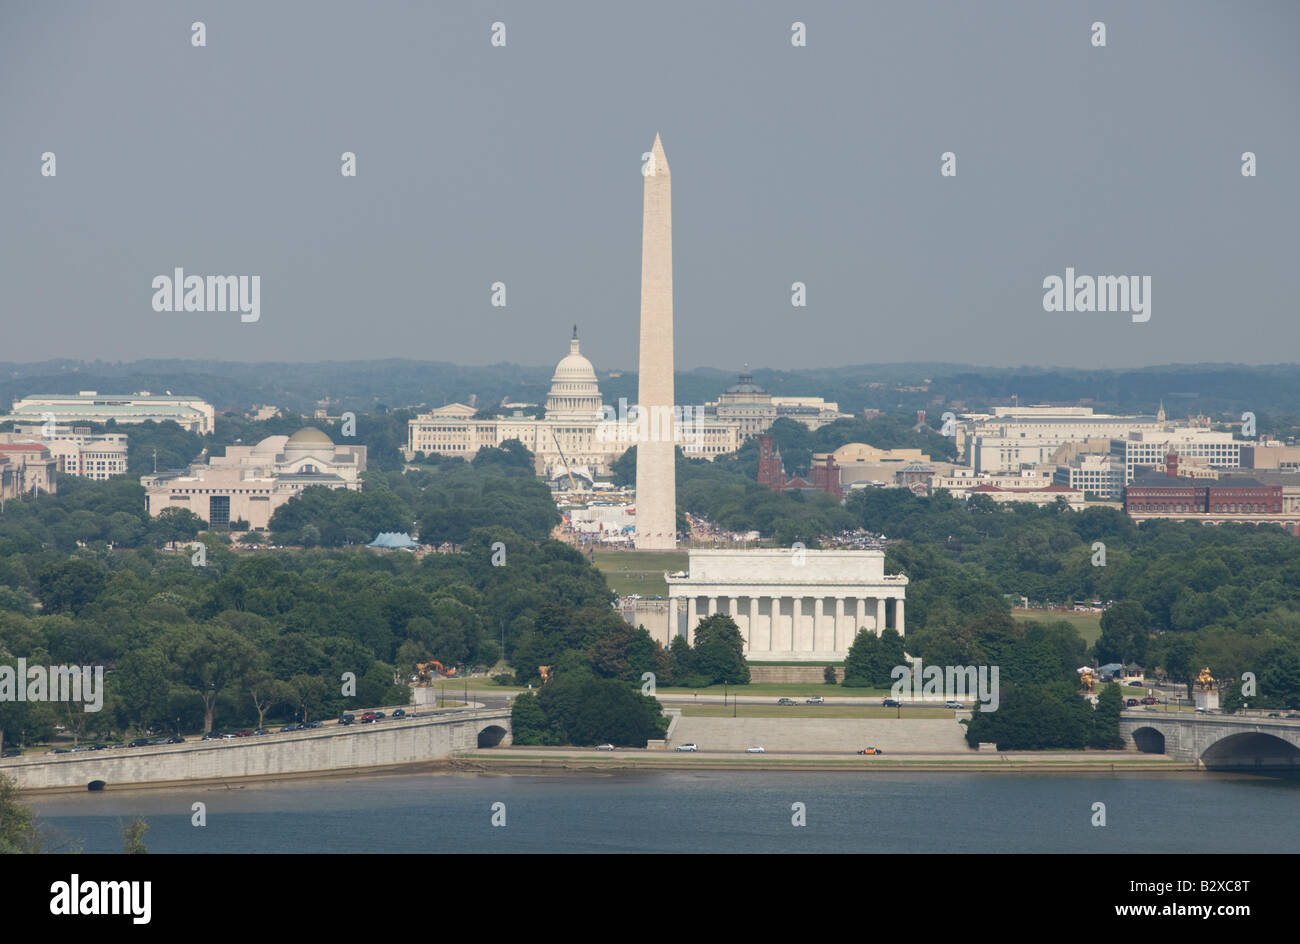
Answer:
[
  {"xmin": 0, "ymin": 443, "xmax": 58, "ymax": 498},
  {"xmin": 708, "ymin": 368, "xmax": 850, "ymax": 440},
  {"xmin": 141, "ymin": 428, "xmax": 365, "ymax": 529},
  {"xmin": 1, "ymin": 425, "xmax": 128, "ymax": 480},
  {"xmin": 832, "ymin": 442, "xmax": 940, "ymax": 487}
]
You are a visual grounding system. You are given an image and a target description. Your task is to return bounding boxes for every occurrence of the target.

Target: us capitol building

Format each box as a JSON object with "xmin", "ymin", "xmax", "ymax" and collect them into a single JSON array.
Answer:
[{"xmin": 406, "ymin": 328, "xmax": 741, "ymax": 482}]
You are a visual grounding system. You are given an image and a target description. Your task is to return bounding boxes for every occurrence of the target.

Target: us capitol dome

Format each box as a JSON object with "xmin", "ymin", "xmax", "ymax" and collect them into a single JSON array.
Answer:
[{"xmin": 545, "ymin": 326, "xmax": 603, "ymax": 421}]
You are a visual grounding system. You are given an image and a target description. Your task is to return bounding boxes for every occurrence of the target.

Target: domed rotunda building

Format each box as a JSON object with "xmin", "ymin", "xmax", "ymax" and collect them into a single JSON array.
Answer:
[
  {"xmin": 141, "ymin": 427, "xmax": 366, "ymax": 530},
  {"xmin": 407, "ymin": 328, "xmax": 741, "ymax": 482}
]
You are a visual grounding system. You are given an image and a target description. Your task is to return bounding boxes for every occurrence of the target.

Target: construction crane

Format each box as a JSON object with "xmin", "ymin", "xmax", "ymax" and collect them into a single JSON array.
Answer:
[{"xmin": 551, "ymin": 428, "xmax": 579, "ymax": 492}]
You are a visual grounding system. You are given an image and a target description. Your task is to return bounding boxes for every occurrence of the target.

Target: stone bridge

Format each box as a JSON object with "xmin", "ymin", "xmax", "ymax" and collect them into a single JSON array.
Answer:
[
  {"xmin": 1, "ymin": 708, "xmax": 512, "ymax": 792},
  {"xmin": 1120, "ymin": 711, "xmax": 1300, "ymax": 769}
]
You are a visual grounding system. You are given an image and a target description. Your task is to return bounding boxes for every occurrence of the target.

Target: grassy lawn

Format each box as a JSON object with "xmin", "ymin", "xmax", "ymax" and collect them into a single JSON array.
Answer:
[
  {"xmin": 1013, "ymin": 608, "xmax": 1103, "ymax": 648},
  {"xmin": 680, "ymin": 705, "xmax": 954, "ymax": 719},
  {"xmin": 593, "ymin": 549, "xmax": 689, "ymax": 597}
]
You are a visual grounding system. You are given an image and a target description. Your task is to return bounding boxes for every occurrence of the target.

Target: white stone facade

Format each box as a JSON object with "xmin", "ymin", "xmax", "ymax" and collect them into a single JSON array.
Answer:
[
  {"xmin": 666, "ymin": 549, "xmax": 907, "ymax": 662},
  {"xmin": 635, "ymin": 134, "xmax": 677, "ymax": 549}
]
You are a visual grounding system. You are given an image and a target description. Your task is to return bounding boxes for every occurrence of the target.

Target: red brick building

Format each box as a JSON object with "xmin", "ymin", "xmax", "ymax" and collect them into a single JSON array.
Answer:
[
  {"xmin": 756, "ymin": 434, "xmax": 843, "ymax": 499},
  {"xmin": 1124, "ymin": 451, "xmax": 1293, "ymax": 532}
]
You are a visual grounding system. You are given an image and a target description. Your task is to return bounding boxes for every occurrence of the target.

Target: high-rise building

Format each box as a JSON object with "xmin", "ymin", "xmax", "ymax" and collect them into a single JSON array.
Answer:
[{"xmin": 634, "ymin": 134, "xmax": 677, "ymax": 549}]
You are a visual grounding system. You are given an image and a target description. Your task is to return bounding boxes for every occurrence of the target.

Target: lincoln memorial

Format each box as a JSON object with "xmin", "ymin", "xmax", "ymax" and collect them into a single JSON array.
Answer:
[{"xmin": 665, "ymin": 549, "xmax": 907, "ymax": 662}]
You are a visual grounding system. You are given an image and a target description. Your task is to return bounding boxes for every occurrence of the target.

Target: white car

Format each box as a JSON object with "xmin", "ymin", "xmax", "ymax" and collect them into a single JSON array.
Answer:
[
  {"xmin": 746, "ymin": 746, "xmax": 765, "ymax": 753},
  {"xmin": 944, "ymin": 700, "xmax": 963, "ymax": 709},
  {"xmin": 596, "ymin": 743, "xmax": 615, "ymax": 751},
  {"xmin": 674, "ymin": 743, "xmax": 698, "ymax": 752}
]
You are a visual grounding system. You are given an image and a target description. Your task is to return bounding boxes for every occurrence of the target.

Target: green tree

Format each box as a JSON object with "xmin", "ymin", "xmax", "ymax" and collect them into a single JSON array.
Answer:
[
  {"xmin": 290, "ymin": 674, "xmax": 330, "ymax": 723},
  {"xmin": 690, "ymin": 615, "xmax": 749, "ymax": 685},
  {"xmin": 510, "ymin": 691, "xmax": 552, "ymax": 745},
  {"xmin": 247, "ymin": 670, "xmax": 295, "ymax": 729},
  {"xmin": 842, "ymin": 630, "xmax": 880, "ymax": 688},
  {"xmin": 148, "ymin": 506, "xmax": 205, "ymax": 545},
  {"xmin": 0, "ymin": 772, "xmax": 46, "ymax": 854},
  {"xmin": 123, "ymin": 818, "xmax": 149, "ymax": 854},
  {"xmin": 111, "ymin": 648, "xmax": 173, "ymax": 734},
  {"xmin": 1090, "ymin": 683, "xmax": 1123, "ymax": 749},
  {"xmin": 164, "ymin": 624, "xmax": 259, "ymax": 733},
  {"xmin": 36, "ymin": 559, "xmax": 107, "ymax": 615}
]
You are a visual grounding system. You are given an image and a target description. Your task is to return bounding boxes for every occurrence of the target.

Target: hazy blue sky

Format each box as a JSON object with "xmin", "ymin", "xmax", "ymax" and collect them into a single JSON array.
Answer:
[{"xmin": 2, "ymin": 1, "xmax": 1297, "ymax": 372}]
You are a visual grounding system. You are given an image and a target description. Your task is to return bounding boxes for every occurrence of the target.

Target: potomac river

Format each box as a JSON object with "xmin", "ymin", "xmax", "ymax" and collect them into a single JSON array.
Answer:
[{"xmin": 28, "ymin": 768, "xmax": 1300, "ymax": 853}]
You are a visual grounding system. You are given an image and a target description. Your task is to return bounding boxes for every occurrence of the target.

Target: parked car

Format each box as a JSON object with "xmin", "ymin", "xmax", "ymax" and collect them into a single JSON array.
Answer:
[
  {"xmin": 944, "ymin": 700, "xmax": 963, "ymax": 709},
  {"xmin": 252, "ymin": 729, "xmax": 270, "ymax": 736},
  {"xmin": 338, "ymin": 714, "xmax": 355, "ymax": 725},
  {"xmin": 127, "ymin": 738, "xmax": 151, "ymax": 748},
  {"xmin": 746, "ymin": 746, "xmax": 766, "ymax": 753},
  {"xmin": 373, "ymin": 712, "xmax": 386, "ymax": 720},
  {"xmin": 1, "ymin": 749, "xmax": 20, "ymax": 758},
  {"xmin": 776, "ymin": 698, "xmax": 797, "ymax": 706},
  {"xmin": 392, "ymin": 709, "xmax": 407, "ymax": 719},
  {"xmin": 857, "ymin": 747, "xmax": 884, "ymax": 755},
  {"xmin": 1141, "ymin": 697, "xmax": 1159, "ymax": 705},
  {"xmin": 1126, "ymin": 698, "xmax": 1140, "ymax": 707},
  {"xmin": 359, "ymin": 712, "xmax": 378, "ymax": 723},
  {"xmin": 167, "ymin": 736, "xmax": 185, "ymax": 744},
  {"xmin": 48, "ymin": 748, "xmax": 70, "ymax": 754},
  {"xmin": 805, "ymin": 696, "xmax": 825, "ymax": 705},
  {"xmin": 280, "ymin": 723, "xmax": 300, "ymax": 733},
  {"xmin": 596, "ymin": 743, "xmax": 616, "ymax": 751},
  {"xmin": 882, "ymin": 698, "xmax": 901, "ymax": 708},
  {"xmin": 674, "ymin": 743, "xmax": 698, "ymax": 752},
  {"xmin": 1287, "ymin": 714, "xmax": 1300, "ymax": 720},
  {"xmin": 301, "ymin": 720, "xmax": 323, "ymax": 729},
  {"xmin": 234, "ymin": 730, "xmax": 253, "ymax": 737}
]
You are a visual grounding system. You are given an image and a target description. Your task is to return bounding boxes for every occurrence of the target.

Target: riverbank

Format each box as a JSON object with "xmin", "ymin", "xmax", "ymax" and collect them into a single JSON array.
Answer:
[
  {"xmin": 461, "ymin": 750, "xmax": 1198, "ymax": 774},
  {"xmin": 13, "ymin": 748, "xmax": 1199, "ymax": 795}
]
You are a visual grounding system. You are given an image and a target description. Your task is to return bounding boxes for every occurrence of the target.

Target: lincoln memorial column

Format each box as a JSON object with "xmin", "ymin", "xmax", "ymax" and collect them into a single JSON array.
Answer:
[
  {"xmin": 687, "ymin": 597, "xmax": 697, "ymax": 643},
  {"xmin": 834, "ymin": 597, "xmax": 846, "ymax": 651},
  {"xmin": 707, "ymin": 596, "xmax": 718, "ymax": 617},
  {"xmin": 813, "ymin": 597, "xmax": 824, "ymax": 651},
  {"xmin": 749, "ymin": 596, "xmax": 759, "ymax": 651},
  {"xmin": 876, "ymin": 597, "xmax": 886, "ymax": 637},
  {"xmin": 896, "ymin": 597, "xmax": 905, "ymax": 636}
]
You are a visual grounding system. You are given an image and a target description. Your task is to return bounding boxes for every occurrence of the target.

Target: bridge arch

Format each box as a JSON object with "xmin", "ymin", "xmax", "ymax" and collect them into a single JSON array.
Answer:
[
  {"xmin": 1200, "ymin": 731, "xmax": 1300, "ymax": 770},
  {"xmin": 1130, "ymin": 726, "xmax": 1166, "ymax": 754},
  {"xmin": 477, "ymin": 724, "xmax": 508, "ymax": 748}
]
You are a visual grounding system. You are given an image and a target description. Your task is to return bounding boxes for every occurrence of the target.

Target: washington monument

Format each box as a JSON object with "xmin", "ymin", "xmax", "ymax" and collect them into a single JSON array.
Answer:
[{"xmin": 634, "ymin": 134, "xmax": 677, "ymax": 549}]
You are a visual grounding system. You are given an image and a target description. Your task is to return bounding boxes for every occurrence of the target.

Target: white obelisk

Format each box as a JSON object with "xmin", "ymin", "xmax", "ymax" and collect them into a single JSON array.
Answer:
[{"xmin": 634, "ymin": 134, "xmax": 677, "ymax": 550}]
